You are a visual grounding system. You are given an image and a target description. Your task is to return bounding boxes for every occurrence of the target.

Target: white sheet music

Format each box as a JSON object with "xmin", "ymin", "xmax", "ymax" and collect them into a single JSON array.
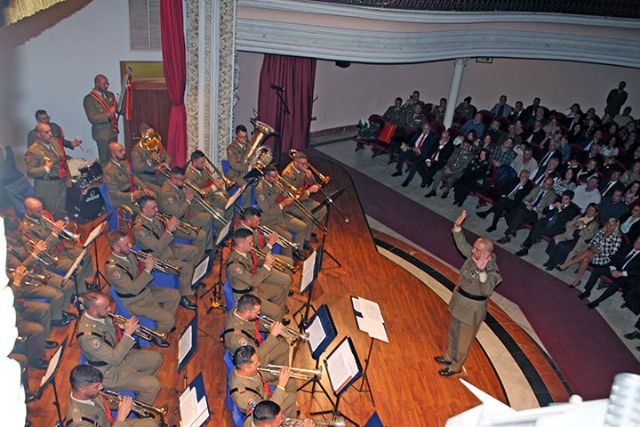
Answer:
[
  {"xmin": 307, "ymin": 314, "xmax": 326, "ymax": 352},
  {"xmin": 178, "ymin": 324, "xmax": 193, "ymax": 365},
  {"xmin": 63, "ymin": 247, "xmax": 88, "ymax": 282},
  {"xmin": 352, "ymin": 296, "xmax": 388, "ymax": 342},
  {"xmin": 215, "ymin": 221, "xmax": 232, "ymax": 246},
  {"xmin": 356, "ymin": 316, "xmax": 389, "ymax": 343},
  {"xmin": 192, "ymin": 256, "xmax": 209, "ymax": 285},
  {"xmin": 40, "ymin": 344, "xmax": 64, "ymax": 387},
  {"xmin": 83, "ymin": 221, "xmax": 106, "ymax": 248},
  {"xmin": 300, "ymin": 250, "xmax": 317, "ymax": 293},
  {"xmin": 179, "ymin": 385, "xmax": 209, "ymax": 427},
  {"xmin": 326, "ymin": 339, "xmax": 359, "ymax": 394},
  {"xmin": 355, "ymin": 297, "xmax": 384, "ymax": 323}
]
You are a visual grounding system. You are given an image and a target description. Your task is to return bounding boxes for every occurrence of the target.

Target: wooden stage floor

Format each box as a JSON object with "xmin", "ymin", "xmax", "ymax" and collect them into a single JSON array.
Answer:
[{"xmin": 27, "ymin": 157, "xmax": 508, "ymax": 426}]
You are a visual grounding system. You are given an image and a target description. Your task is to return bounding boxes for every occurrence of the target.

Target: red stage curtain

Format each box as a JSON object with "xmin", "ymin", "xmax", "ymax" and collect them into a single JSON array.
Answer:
[
  {"xmin": 160, "ymin": 0, "xmax": 187, "ymax": 165},
  {"xmin": 257, "ymin": 54, "xmax": 317, "ymax": 161}
]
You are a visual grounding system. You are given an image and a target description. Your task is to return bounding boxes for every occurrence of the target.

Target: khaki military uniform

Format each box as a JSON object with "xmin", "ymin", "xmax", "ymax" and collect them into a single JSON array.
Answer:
[
  {"xmin": 429, "ymin": 146, "xmax": 474, "ymax": 194},
  {"xmin": 446, "ymin": 229, "xmax": 502, "ymax": 372},
  {"xmin": 383, "ymin": 105, "xmax": 405, "ymax": 125},
  {"xmin": 229, "ymin": 370, "xmax": 296, "ymax": 418},
  {"xmin": 185, "ymin": 162, "xmax": 233, "ymax": 229},
  {"xmin": 76, "ymin": 313, "xmax": 162, "ymax": 404},
  {"xmin": 105, "ymin": 252, "xmax": 180, "ymax": 333},
  {"xmin": 15, "ymin": 300, "xmax": 49, "ymax": 364},
  {"xmin": 255, "ymin": 178, "xmax": 311, "ymax": 244},
  {"xmin": 64, "ymin": 394, "xmax": 158, "ymax": 427},
  {"xmin": 404, "ymin": 112, "xmax": 427, "ymax": 130},
  {"xmin": 24, "ymin": 139, "xmax": 69, "ymax": 218},
  {"xmin": 136, "ymin": 212, "xmax": 206, "ymax": 262},
  {"xmin": 226, "ymin": 141, "xmax": 249, "ymax": 186},
  {"xmin": 226, "ymin": 250, "xmax": 286, "ymax": 321},
  {"xmin": 130, "ymin": 141, "xmax": 170, "ymax": 192},
  {"xmin": 132, "ymin": 214, "xmax": 199, "ymax": 297},
  {"xmin": 21, "ymin": 214, "xmax": 95, "ymax": 294},
  {"xmin": 280, "ymin": 163, "xmax": 326, "ymax": 226},
  {"xmin": 102, "ymin": 160, "xmax": 147, "ymax": 211},
  {"xmin": 222, "ymin": 309, "xmax": 289, "ymax": 367},
  {"xmin": 83, "ymin": 89, "xmax": 119, "ymax": 164},
  {"xmin": 27, "ymin": 122, "xmax": 76, "ymax": 149},
  {"xmin": 158, "ymin": 180, "xmax": 214, "ymax": 252}
]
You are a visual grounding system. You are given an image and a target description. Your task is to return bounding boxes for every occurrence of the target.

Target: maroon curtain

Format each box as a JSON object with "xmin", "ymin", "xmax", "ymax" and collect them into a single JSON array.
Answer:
[
  {"xmin": 160, "ymin": 0, "xmax": 187, "ymax": 165},
  {"xmin": 257, "ymin": 54, "xmax": 317, "ymax": 160}
]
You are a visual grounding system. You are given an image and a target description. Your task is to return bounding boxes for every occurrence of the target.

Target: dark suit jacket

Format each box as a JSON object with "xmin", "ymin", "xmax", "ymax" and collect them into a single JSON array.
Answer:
[
  {"xmin": 500, "ymin": 177, "xmax": 533, "ymax": 203},
  {"xmin": 620, "ymin": 213, "xmax": 640, "ymax": 243},
  {"xmin": 508, "ymin": 109, "xmax": 525, "ymax": 124},
  {"xmin": 425, "ymin": 140, "xmax": 454, "ymax": 169},
  {"xmin": 522, "ymin": 128, "xmax": 546, "ymax": 146},
  {"xmin": 610, "ymin": 245, "xmax": 640, "ymax": 278},
  {"xmin": 538, "ymin": 202, "xmax": 580, "ymax": 235},
  {"xmin": 408, "ymin": 130, "xmax": 438, "ymax": 156},
  {"xmin": 599, "ymin": 180, "xmax": 626, "ymax": 198}
]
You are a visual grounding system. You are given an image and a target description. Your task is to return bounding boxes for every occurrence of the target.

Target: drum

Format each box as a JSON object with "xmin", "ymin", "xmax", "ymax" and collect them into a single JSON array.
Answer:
[
  {"xmin": 79, "ymin": 161, "xmax": 103, "ymax": 187},
  {"xmin": 378, "ymin": 123, "xmax": 397, "ymax": 144},
  {"xmin": 66, "ymin": 184, "xmax": 105, "ymax": 221}
]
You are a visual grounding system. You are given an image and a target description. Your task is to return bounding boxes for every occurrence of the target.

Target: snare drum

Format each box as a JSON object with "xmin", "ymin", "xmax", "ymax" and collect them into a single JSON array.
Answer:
[{"xmin": 79, "ymin": 160, "xmax": 103, "ymax": 187}]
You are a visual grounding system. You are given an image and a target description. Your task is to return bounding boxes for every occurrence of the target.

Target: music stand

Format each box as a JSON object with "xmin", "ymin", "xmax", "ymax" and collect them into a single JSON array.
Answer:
[
  {"xmin": 292, "ymin": 248, "xmax": 320, "ymax": 330},
  {"xmin": 178, "ymin": 372, "xmax": 210, "ymax": 427},
  {"xmin": 86, "ymin": 219, "xmax": 109, "ymax": 288},
  {"xmin": 192, "ymin": 254, "xmax": 210, "ymax": 310},
  {"xmin": 313, "ymin": 189, "xmax": 346, "ymax": 269},
  {"xmin": 36, "ymin": 337, "xmax": 68, "ymax": 427},
  {"xmin": 311, "ymin": 337, "xmax": 362, "ymax": 426},
  {"xmin": 64, "ymin": 246, "xmax": 90, "ymax": 347},
  {"xmin": 205, "ymin": 219, "xmax": 233, "ymax": 313},
  {"xmin": 178, "ymin": 315, "xmax": 198, "ymax": 373},
  {"xmin": 351, "ymin": 296, "xmax": 389, "ymax": 406},
  {"xmin": 298, "ymin": 304, "xmax": 337, "ymax": 408},
  {"xmin": 271, "ymin": 84, "xmax": 290, "ymax": 165}
]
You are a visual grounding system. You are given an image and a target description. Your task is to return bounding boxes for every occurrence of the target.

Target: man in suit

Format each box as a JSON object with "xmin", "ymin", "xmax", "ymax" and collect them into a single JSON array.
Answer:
[
  {"xmin": 412, "ymin": 130, "xmax": 454, "ymax": 189},
  {"xmin": 599, "ymin": 169, "xmax": 625, "ymax": 199},
  {"xmin": 83, "ymin": 74, "xmax": 119, "ymax": 164},
  {"xmin": 530, "ymin": 157, "xmax": 561, "ymax": 187},
  {"xmin": 478, "ymin": 170, "xmax": 533, "ymax": 232},
  {"xmin": 522, "ymin": 120, "xmax": 546, "ymax": 146},
  {"xmin": 579, "ymin": 236, "xmax": 640, "ymax": 308},
  {"xmin": 599, "ymin": 189, "xmax": 629, "ymax": 221},
  {"xmin": 497, "ymin": 177, "xmax": 557, "ymax": 244},
  {"xmin": 392, "ymin": 122, "xmax": 436, "ymax": 182},
  {"xmin": 581, "ymin": 129, "xmax": 604, "ymax": 152},
  {"xmin": 515, "ymin": 190, "xmax": 580, "ymax": 256},
  {"xmin": 508, "ymin": 101, "xmax": 525, "ymax": 124},
  {"xmin": 536, "ymin": 141, "xmax": 563, "ymax": 171},
  {"xmin": 605, "ymin": 81, "xmax": 628, "ymax": 117}
]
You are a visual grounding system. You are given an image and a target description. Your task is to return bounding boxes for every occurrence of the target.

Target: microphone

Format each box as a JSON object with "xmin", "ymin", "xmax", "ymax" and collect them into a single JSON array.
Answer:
[{"xmin": 271, "ymin": 83, "xmax": 286, "ymax": 92}]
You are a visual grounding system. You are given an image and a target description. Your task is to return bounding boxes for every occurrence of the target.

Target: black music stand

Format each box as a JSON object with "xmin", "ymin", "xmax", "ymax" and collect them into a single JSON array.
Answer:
[
  {"xmin": 63, "ymin": 245, "xmax": 91, "ymax": 347},
  {"xmin": 178, "ymin": 315, "xmax": 198, "ymax": 373},
  {"xmin": 205, "ymin": 220, "xmax": 233, "ymax": 314},
  {"xmin": 87, "ymin": 219, "xmax": 110, "ymax": 289},
  {"xmin": 313, "ymin": 189, "xmax": 346, "ymax": 269},
  {"xmin": 292, "ymin": 248, "xmax": 321, "ymax": 330},
  {"xmin": 35, "ymin": 338, "xmax": 68, "ymax": 427}
]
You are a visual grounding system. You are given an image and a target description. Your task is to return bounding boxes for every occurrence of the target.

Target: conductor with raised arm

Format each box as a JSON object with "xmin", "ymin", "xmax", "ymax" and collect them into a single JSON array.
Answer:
[{"xmin": 435, "ymin": 210, "xmax": 502, "ymax": 376}]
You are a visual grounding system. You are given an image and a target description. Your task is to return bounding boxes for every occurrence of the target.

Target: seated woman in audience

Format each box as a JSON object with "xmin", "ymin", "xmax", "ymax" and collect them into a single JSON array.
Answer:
[
  {"xmin": 557, "ymin": 218, "xmax": 622, "ymax": 288},
  {"xmin": 621, "ymin": 161, "xmax": 640, "ymax": 186},
  {"xmin": 543, "ymin": 116, "xmax": 560, "ymax": 138},
  {"xmin": 544, "ymin": 203, "xmax": 600, "ymax": 270},
  {"xmin": 568, "ymin": 122, "xmax": 585, "ymax": 145},
  {"xmin": 452, "ymin": 149, "xmax": 491, "ymax": 207},
  {"xmin": 623, "ymin": 181, "xmax": 640, "ymax": 206},
  {"xmin": 553, "ymin": 168, "xmax": 577, "ymax": 194},
  {"xmin": 474, "ymin": 134, "xmax": 494, "ymax": 156},
  {"xmin": 620, "ymin": 204, "xmax": 640, "ymax": 243},
  {"xmin": 576, "ymin": 159, "xmax": 600, "ymax": 184},
  {"xmin": 601, "ymin": 136, "xmax": 620, "ymax": 159}
]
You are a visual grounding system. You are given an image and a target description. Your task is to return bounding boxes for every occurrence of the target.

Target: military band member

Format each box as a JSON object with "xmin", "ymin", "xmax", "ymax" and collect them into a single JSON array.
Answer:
[
  {"xmin": 76, "ymin": 291, "xmax": 163, "ymax": 404},
  {"xmin": 158, "ymin": 166, "xmax": 215, "ymax": 253},
  {"xmin": 435, "ymin": 210, "xmax": 502, "ymax": 376},
  {"xmin": 256, "ymin": 165, "xmax": 312, "ymax": 248},
  {"xmin": 106, "ymin": 230, "xmax": 180, "ymax": 346},
  {"xmin": 280, "ymin": 152, "xmax": 327, "ymax": 227},
  {"xmin": 83, "ymin": 74, "xmax": 119, "ymax": 164},
  {"xmin": 227, "ymin": 229, "xmax": 287, "ymax": 321},
  {"xmin": 244, "ymin": 401, "xmax": 315, "ymax": 427},
  {"xmin": 103, "ymin": 143, "xmax": 156, "ymax": 211},
  {"xmin": 24, "ymin": 122, "xmax": 71, "ymax": 218},
  {"xmin": 186, "ymin": 150, "xmax": 233, "ymax": 229},
  {"xmin": 65, "ymin": 364, "xmax": 158, "ymax": 427},
  {"xmin": 130, "ymin": 123, "xmax": 170, "ymax": 192},
  {"xmin": 230, "ymin": 346, "xmax": 297, "ymax": 419},
  {"xmin": 227, "ymin": 125, "xmax": 250, "ymax": 186},
  {"xmin": 22, "ymin": 197, "xmax": 96, "ymax": 293},
  {"xmin": 27, "ymin": 109, "xmax": 82, "ymax": 149},
  {"xmin": 133, "ymin": 195, "xmax": 199, "ymax": 310},
  {"xmin": 222, "ymin": 295, "xmax": 289, "ymax": 368}
]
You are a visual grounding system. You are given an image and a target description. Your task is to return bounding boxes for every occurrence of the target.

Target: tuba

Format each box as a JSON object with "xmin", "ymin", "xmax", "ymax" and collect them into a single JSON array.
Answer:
[
  {"xmin": 243, "ymin": 119, "xmax": 276, "ymax": 167},
  {"xmin": 140, "ymin": 129, "xmax": 162, "ymax": 153}
]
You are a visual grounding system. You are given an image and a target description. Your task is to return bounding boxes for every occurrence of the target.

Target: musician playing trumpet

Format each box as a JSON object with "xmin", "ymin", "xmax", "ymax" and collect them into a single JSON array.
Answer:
[
  {"xmin": 131, "ymin": 123, "xmax": 172, "ymax": 190},
  {"xmin": 133, "ymin": 195, "xmax": 201, "ymax": 311},
  {"xmin": 281, "ymin": 151, "xmax": 327, "ymax": 229},
  {"xmin": 66, "ymin": 364, "xmax": 158, "ymax": 426},
  {"xmin": 106, "ymin": 231, "xmax": 180, "ymax": 347},
  {"xmin": 230, "ymin": 346, "xmax": 297, "ymax": 419},
  {"xmin": 103, "ymin": 142, "xmax": 157, "ymax": 211},
  {"xmin": 244, "ymin": 401, "xmax": 316, "ymax": 427},
  {"xmin": 76, "ymin": 291, "xmax": 163, "ymax": 405}
]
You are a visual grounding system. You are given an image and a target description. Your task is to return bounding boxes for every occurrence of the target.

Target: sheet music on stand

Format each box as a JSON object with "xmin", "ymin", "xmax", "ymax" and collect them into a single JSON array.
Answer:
[
  {"xmin": 178, "ymin": 315, "xmax": 198, "ymax": 372},
  {"xmin": 325, "ymin": 337, "xmax": 362, "ymax": 396},
  {"xmin": 306, "ymin": 304, "xmax": 337, "ymax": 360},
  {"xmin": 351, "ymin": 296, "xmax": 388, "ymax": 343},
  {"xmin": 192, "ymin": 256, "xmax": 210, "ymax": 285},
  {"xmin": 215, "ymin": 220, "xmax": 232, "ymax": 247},
  {"xmin": 39, "ymin": 338, "xmax": 67, "ymax": 389},
  {"xmin": 63, "ymin": 246, "xmax": 89, "ymax": 283},
  {"xmin": 300, "ymin": 249, "xmax": 318, "ymax": 294},
  {"xmin": 179, "ymin": 372, "xmax": 210, "ymax": 427},
  {"xmin": 83, "ymin": 220, "xmax": 107, "ymax": 248}
]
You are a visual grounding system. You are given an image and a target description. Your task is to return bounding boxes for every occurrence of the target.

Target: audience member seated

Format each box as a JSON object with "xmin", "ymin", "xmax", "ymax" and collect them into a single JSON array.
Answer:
[
  {"xmin": 621, "ymin": 162, "xmax": 640, "ymax": 186},
  {"xmin": 460, "ymin": 113, "xmax": 485, "ymax": 137},
  {"xmin": 557, "ymin": 218, "xmax": 622, "ymax": 288},
  {"xmin": 425, "ymin": 139, "xmax": 474, "ymax": 199},
  {"xmin": 599, "ymin": 189, "xmax": 629, "ymax": 221},
  {"xmin": 490, "ymin": 95, "xmax": 513, "ymax": 119},
  {"xmin": 614, "ymin": 106, "xmax": 634, "ymax": 128},
  {"xmin": 391, "ymin": 122, "xmax": 436, "ymax": 182},
  {"xmin": 515, "ymin": 190, "xmax": 580, "ymax": 256},
  {"xmin": 478, "ymin": 170, "xmax": 532, "ymax": 232},
  {"xmin": 404, "ymin": 103, "xmax": 427, "ymax": 134},
  {"xmin": 576, "ymin": 159, "xmax": 599, "ymax": 183},
  {"xmin": 508, "ymin": 100, "xmax": 526, "ymax": 124},
  {"xmin": 522, "ymin": 120, "xmax": 546, "ymax": 146},
  {"xmin": 383, "ymin": 97, "xmax": 405, "ymax": 126},
  {"xmin": 530, "ymin": 157, "xmax": 561, "ymax": 187},
  {"xmin": 511, "ymin": 146, "xmax": 538, "ymax": 176},
  {"xmin": 544, "ymin": 203, "xmax": 600, "ymax": 270},
  {"xmin": 553, "ymin": 169, "xmax": 576, "ymax": 194},
  {"xmin": 620, "ymin": 205, "xmax": 640, "ymax": 243},
  {"xmin": 413, "ymin": 131, "xmax": 454, "ymax": 190},
  {"xmin": 452, "ymin": 149, "xmax": 491, "ymax": 207},
  {"xmin": 432, "ymin": 97, "xmax": 447, "ymax": 122},
  {"xmin": 498, "ymin": 123, "xmax": 522, "ymax": 146},
  {"xmin": 573, "ymin": 176, "xmax": 602, "ymax": 212},
  {"xmin": 454, "ymin": 96, "xmax": 476, "ymax": 123},
  {"xmin": 599, "ymin": 169, "xmax": 625, "ymax": 198}
]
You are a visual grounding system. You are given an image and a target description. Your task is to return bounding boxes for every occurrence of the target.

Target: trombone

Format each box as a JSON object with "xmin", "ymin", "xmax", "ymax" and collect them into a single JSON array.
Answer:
[
  {"xmin": 253, "ymin": 248, "xmax": 299, "ymax": 274},
  {"xmin": 108, "ymin": 313, "xmax": 168, "ymax": 343},
  {"xmin": 202, "ymin": 154, "xmax": 234, "ymax": 197},
  {"xmin": 257, "ymin": 313, "xmax": 309, "ymax": 342},
  {"xmin": 40, "ymin": 214, "xmax": 80, "ymax": 242},
  {"xmin": 289, "ymin": 149, "xmax": 331, "ymax": 186},
  {"xmin": 258, "ymin": 364, "xmax": 321, "ymax": 381},
  {"xmin": 156, "ymin": 212, "xmax": 200, "ymax": 235},
  {"xmin": 283, "ymin": 417, "xmax": 345, "ymax": 427},
  {"xmin": 130, "ymin": 249, "xmax": 182, "ymax": 274},
  {"xmin": 259, "ymin": 224, "xmax": 299, "ymax": 249},
  {"xmin": 100, "ymin": 389, "xmax": 167, "ymax": 418}
]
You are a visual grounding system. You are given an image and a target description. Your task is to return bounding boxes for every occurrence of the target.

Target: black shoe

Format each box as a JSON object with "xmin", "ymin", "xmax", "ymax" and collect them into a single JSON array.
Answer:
[
  {"xmin": 153, "ymin": 337, "xmax": 169, "ymax": 348},
  {"xmin": 624, "ymin": 331, "xmax": 640, "ymax": 340},
  {"xmin": 497, "ymin": 236, "xmax": 511, "ymax": 244},
  {"xmin": 456, "ymin": 201, "xmax": 464, "ymax": 207},
  {"xmin": 486, "ymin": 225, "xmax": 496, "ymax": 232},
  {"xmin": 288, "ymin": 290, "xmax": 294, "ymax": 296},
  {"xmin": 477, "ymin": 211, "xmax": 488, "ymax": 219},
  {"xmin": 51, "ymin": 317, "xmax": 70, "ymax": 327},
  {"xmin": 282, "ymin": 318, "xmax": 291, "ymax": 326},
  {"xmin": 515, "ymin": 248, "xmax": 529, "ymax": 257},
  {"xmin": 303, "ymin": 241, "xmax": 313, "ymax": 252},
  {"xmin": 433, "ymin": 356, "xmax": 452, "ymax": 365},
  {"xmin": 425, "ymin": 191, "xmax": 436, "ymax": 198},
  {"xmin": 45, "ymin": 340, "xmax": 58, "ymax": 349},
  {"xmin": 441, "ymin": 191, "xmax": 449, "ymax": 199},
  {"xmin": 391, "ymin": 171, "xmax": 402, "ymax": 177},
  {"xmin": 545, "ymin": 265, "xmax": 554, "ymax": 271},
  {"xmin": 578, "ymin": 292, "xmax": 590, "ymax": 300},
  {"xmin": 63, "ymin": 311, "xmax": 77, "ymax": 320},
  {"xmin": 180, "ymin": 297, "xmax": 197, "ymax": 310},
  {"xmin": 31, "ymin": 359, "xmax": 49, "ymax": 370},
  {"xmin": 169, "ymin": 326, "xmax": 177, "ymax": 333},
  {"xmin": 401, "ymin": 180, "xmax": 409, "ymax": 187},
  {"xmin": 587, "ymin": 302, "xmax": 599, "ymax": 309},
  {"xmin": 420, "ymin": 181, "xmax": 428, "ymax": 188},
  {"xmin": 310, "ymin": 233, "xmax": 319, "ymax": 243},
  {"xmin": 25, "ymin": 393, "xmax": 37, "ymax": 404},
  {"xmin": 438, "ymin": 367, "xmax": 462, "ymax": 377}
]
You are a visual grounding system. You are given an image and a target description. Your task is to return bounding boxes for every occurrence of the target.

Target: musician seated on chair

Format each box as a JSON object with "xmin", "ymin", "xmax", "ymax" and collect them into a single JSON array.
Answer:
[
  {"xmin": 230, "ymin": 346, "xmax": 297, "ymax": 419},
  {"xmin": 76, "ymin": 291, "xmax": 163, "ymax": 405},
  {"xmin": 106, "ymin": 230, "xmax": 180, "ymax": 347},
  {"xmin": 65, "ymin": 364, "xmax": 159, "ymax": 427},
  {"xmin": 186, "ymin": 149, "xmax": 234, "ymax": 228},
  {"xmin": 158, "ymin": 166, "xmax": 215, "ymax": 253},
  {"xmin": 103, "ymin": 142, "xmax": 156, "ymax": 210},
  {"xmin": 281, "ymin": 151, "xmax": 327, "ymax": 226},
  {"xmin": 22, "ymin": 197, "xmax": 96, "ymax": 293},
  {"xmin": 227, "ymin": 125, "xmax": 251, "ymax": 187},
  {"xmin": 244, "ymin": 401, "xmax": 316, "ymax": 427},
  {"xmin": 222, "ymin": 294, "xmax": 289, "ymax": 368},
  {"xmin": 227, "ymin": 229, "xmax": 288, "ymax": 322},
  {"xmin": 130, "ymin": 123, "xmax": 171, "ymax": 191},
  {"xmin": 133, "ymin": 195, "xmax": 200, "ymax": 311}
]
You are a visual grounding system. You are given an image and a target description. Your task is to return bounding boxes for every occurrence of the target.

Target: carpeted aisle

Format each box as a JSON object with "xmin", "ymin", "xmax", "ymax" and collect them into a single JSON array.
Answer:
[{"xmin": 309, "ymin": 148, "xmax": 640, "ymax": 401}]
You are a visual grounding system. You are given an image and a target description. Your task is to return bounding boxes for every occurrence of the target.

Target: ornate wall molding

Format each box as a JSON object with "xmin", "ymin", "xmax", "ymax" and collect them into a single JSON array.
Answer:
[
  {"xmin": 216, "ymin": 0, "xmax": 237, "ymax": 162},
  {"xmin": 185, "ymin": 0, "xmax": 200, "ymax": 155}
]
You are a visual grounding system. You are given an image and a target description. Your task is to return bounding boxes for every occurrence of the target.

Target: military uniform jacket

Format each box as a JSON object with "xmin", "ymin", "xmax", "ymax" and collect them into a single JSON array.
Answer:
[
  {"xmin": 281, "ymin": 163, "xmax": 316, "ymax": 203},
  {"xmin": 449, "ymin": 229, "xmax": 502, "ymax": 326},
  {"xmin": 25, "ymin": 139, "xmax": 69, "ymax": 181},
  {"xmin": 237, "ymin": 223, "xmax": 272, "ymax": 252},
  {"xmin": 158, "ymin": 181, "xmax": 193, "ymax": 219},
  {"xmin": 131, "ymin": 142, "xmax": 171, "ymax": 176},
  {"xmin": 383, "ymin": 106, "xmax": 405, "ymax": 124},
  {"xmin": 27, "ymin": 122, "xmax": 75, "ymax": 149},
  {"xmin": 132, "ymin": 215, "xmax": 173, "ymax": 259},
  {"xmin": 229, "ymin": 370, "xmax": 287, "ymax": 414},
  {"xmin": 446, "ymin": 148, "xmax": 474, "ymax": 175},
  {"xmin": 222, "ymin": 309, "xmax": 281, "ymax": 357},
  {"xmin": 227, "ymin": 141, "xmax": 249, "ymax": 182},
  {"xmin": 405, "ymin": 112, "xmax": 426, "ymax": 129},
  {"xmin": 76, "ymin": 313, "xmax": 136, "ymax": 375},
  {"xmin": 21, "ymin": 214, "xmax": 63, "ymax": 253},
  {"xmin": 226, "ymin": 250, "xmax": 271, "ymax": 292},
  {"xmin": 83, "ymin": 90, "xmax": 119, "ymax": 141},
  {"xmin": 103, "ymin": 160, "xmax": 146, "ymax": 207},
  {"xmin": 255, "ymin": 179, "xmax": 286, "ymax": 226},
  {"xmin": 106, "ymin": 252, "xmax": 154, "ymax": 300},
  {"xmin": 64, "ymin": 395, "xmax": 127, "ymax": 427},
  {"xmin": 185, "ymin": 162, "xmax": 226, "ymax": 205}
]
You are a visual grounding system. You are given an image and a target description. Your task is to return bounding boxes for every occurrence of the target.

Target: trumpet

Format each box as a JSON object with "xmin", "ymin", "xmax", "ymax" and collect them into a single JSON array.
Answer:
[
  {"xmin": 130, "ymin": 249, "xmax": 182, "ymax": 275},
  {"xmin": 15, "ymin": 238, "xmax": 59, "ymax": 266},
  {"xmin": 259, "ymin": 225, "xmax": 299, "ymax": 249},
  {"xmin": 7, "ymin": 268, "xmax": 49, "ymax": 287},
  {"xmin": 258, "ymin": 364, "xmax": 321, "ymax": 381},
  {"xmin": 156, "ymin": 212, "xmax": 201, "ymax": 235},
  {"xmin": 253, "ymin": 248, "xmax": 299, "ymax": 274},
  {"xmin": 108, "ymin": 313, "xmax": 168, "ymax": 343},
  {"xmin": 41, "ymin": 214, "xmax": 80, "ymax": 242},
  {"xmin": 100, "ymin": 389, "xmax": 167, "ymax": 418},
  {"xmin": 257, "ymin": 313, "xmax": 309, "ymax": 342},
  {"xmin": 289, "ymin": 149, "xmax": 331, "ymax": 186},
  {"xmin": 283, "ymin": 417, "xmax": 345, "ymax": 427}
]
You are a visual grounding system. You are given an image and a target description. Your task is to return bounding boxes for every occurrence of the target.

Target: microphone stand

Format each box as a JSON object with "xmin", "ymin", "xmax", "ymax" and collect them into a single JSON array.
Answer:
[{"xmin": 272, "ymin": 85, "xmax": 290, "ymax": 166}]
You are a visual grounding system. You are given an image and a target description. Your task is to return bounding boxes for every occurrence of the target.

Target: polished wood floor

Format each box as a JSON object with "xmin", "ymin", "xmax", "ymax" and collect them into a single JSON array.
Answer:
[{"xmin": 27, "ymin": 158, "xmax": 508, "ymax": 426}]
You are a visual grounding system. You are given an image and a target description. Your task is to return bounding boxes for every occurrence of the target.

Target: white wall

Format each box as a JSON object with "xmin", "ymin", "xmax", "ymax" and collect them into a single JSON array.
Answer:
[
  {"xmin": 6, "ymin": 0, "xmax": 162, "ymax": 161},
  {"xmin": 234, "ymin": 52, "xmax": 640, "ymax": 133}
]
